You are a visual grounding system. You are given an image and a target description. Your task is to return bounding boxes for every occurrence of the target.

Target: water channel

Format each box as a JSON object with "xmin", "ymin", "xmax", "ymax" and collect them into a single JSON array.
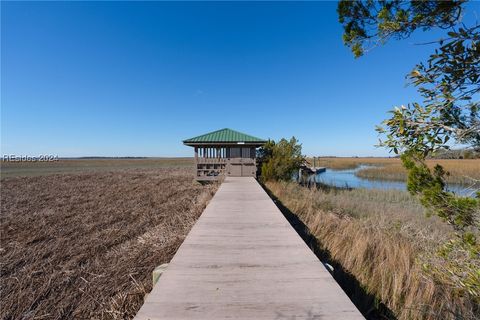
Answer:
[{"xmin": 312, "ymin": 165, "xmax": 477, "ymax": 197}]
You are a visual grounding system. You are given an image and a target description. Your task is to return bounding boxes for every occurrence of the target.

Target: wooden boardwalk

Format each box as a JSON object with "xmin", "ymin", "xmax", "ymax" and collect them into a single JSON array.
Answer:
[{"xmin": 135, "ymin": 177, "xmax": 364, "ymax": 319}]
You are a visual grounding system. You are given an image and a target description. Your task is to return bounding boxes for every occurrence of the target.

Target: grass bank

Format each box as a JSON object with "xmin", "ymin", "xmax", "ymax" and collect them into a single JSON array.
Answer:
[
  {"xmin": 311, "ymin": 157, "xmax": 480, "ymax": 185},
  {"xmin": 0, "ymin": 157, "xmax": 193, "ymax": 178},
  {"xmin": 0, "ymin": 168, "xmax": 217, "ymax": 319},
  {"xmin": 265, "ymin": 181, "xmax": 478, "ymax": 320},
  {"xmin": 355, "ymin": 159, "xmax": 480, "ymax": 186},
  {"xmin": 310, "ymin": 157, "xmax": 400, "ymax": 170}
]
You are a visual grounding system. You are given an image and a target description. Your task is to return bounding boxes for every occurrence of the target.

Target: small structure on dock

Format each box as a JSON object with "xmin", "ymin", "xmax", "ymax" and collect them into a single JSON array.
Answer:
[
  {"xmin": 300, "ymin": 164, "xmax": 326, "ymax": 175},
  {"xmin": 300, "ymin": 157, "xmax": 326, "ymax": 174},
  {"xmin": 183, "ymin": 128, "xmax": 267, "ymax": 181}
]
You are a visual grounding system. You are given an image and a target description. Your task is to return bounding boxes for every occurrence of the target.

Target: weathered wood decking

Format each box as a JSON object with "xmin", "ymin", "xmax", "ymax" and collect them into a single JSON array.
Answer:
[{"xmin": 135, "ymin": 177, "xmax": 364, "ymax": 319}]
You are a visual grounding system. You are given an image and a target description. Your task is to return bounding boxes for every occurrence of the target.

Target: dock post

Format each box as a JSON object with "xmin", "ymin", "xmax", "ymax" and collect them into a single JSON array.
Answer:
[{"xmin": 152, "ymin": 263, "xmax": 169, "ymax": 286}]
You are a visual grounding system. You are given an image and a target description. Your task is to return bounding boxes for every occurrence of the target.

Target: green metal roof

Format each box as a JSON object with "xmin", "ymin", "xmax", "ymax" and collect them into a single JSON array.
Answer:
[{"xmin": 183, "ymin": 128, "xmax": 267, "ymax": 144}]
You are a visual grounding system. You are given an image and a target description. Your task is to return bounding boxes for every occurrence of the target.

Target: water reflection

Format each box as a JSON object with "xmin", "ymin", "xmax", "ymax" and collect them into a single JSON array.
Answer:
[{"xmin": 313, "ymin": 165, "xmax": 477, "ymax": 197}]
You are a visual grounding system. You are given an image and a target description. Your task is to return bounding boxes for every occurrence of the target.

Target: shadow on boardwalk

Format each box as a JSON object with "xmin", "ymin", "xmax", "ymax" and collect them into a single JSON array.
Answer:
[{"xmin": 261, "ymin": 182, "xmax": 397, "ymax": 320}]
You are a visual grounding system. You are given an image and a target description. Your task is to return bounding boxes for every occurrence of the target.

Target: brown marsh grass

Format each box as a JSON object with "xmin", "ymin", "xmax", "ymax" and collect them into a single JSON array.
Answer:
[
  {"xmin": 311, "ymin": 157, "xmax": 480, "ymax": 185},
  {"xmin": 310, "ymin": 157, "xmax": 399, "ymax": 170},
  {"xmin": 0, "ymin": 157, "xmax": 194, "ymax": 178},
  {"xmin": 265, "ymin": 181, "xmax": 478, "ymax": 320},
  {"xmin": 0, "ymin": 167, "xmax": 217, "ymax": 319},
  {"xmin": 356, "ymin": 159, "xmax": 480, "ymax": 185}
]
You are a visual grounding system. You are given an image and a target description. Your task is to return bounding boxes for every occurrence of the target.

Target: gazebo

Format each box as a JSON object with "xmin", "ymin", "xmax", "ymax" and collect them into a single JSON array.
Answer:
[{"xmin": 183, "ymin": 128, "xmax": 267, "ymax": 181}]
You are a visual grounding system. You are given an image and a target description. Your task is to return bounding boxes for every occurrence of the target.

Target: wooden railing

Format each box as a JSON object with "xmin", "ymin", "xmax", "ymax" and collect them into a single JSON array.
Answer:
[
  {"xmin": 194, "ymin": 158, "xmax": 257, "ymax": 181},
  {"xmin": 196, "ymin": 158, "xmax": 227, "ymax": 164}
]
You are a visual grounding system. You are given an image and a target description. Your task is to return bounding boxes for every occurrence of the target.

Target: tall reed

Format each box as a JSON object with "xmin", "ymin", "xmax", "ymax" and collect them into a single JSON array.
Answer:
[{"xmin": 266, "ymin": 181, "xmax": 478, "ymax": 320}]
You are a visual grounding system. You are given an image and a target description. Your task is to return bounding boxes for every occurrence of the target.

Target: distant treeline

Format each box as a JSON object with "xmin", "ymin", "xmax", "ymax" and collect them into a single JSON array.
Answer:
[
  {"xmin": 313, "ymin": 150, "xmax": 480, "ymax": 160},
  {"xmin": 314, "ymin": 156, "xmax": 399, "ymax": 159},
  {"xmin": 64, "ymin": 157, "xmax": 149, "ymax": 160},
  {"xmin": 429, "ymin": 148, "xmax": 480, "ymax": 159}
]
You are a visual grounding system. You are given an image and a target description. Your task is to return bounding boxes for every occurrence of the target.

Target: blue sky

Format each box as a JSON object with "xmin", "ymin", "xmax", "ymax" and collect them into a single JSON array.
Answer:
[{"xmin": 2, "ymin": 1, "xmax": 478, "ymax": 157}]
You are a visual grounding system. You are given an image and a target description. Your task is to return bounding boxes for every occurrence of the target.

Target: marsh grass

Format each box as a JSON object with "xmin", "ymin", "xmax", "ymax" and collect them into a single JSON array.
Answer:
[
  {"xmin": 356, "ymin": 159, "xmax": 480, "ymax": 186},
  {"xmin": 0, "ymin": 157, "xmax": 194, "ymax": 178},
  {"xmin": 266, "ymin": 181, "xmax": 478, "ymax": 320},
  {"xmin": 0, "ymin": 168, "xmax": 217, "ymax": 319},
  {"xmin": 309, "ymin": 157, "xmax": 398, "ymax": 170},
  {"xmin": 311, "ymin": 157, "xmax": 480, "ymax": 185}
]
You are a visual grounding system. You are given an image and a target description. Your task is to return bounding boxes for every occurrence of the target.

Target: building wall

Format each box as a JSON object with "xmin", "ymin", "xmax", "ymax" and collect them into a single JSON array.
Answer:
[{"xmin": 193, "ymin": 145, "xmax": 258, "ymax": 180}]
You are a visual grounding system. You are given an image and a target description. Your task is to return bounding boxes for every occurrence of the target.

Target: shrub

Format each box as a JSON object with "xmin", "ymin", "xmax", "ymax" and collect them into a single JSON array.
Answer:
[{"xmin": 259, "ymin": 137, "xmax": 304, "ymax": 182}]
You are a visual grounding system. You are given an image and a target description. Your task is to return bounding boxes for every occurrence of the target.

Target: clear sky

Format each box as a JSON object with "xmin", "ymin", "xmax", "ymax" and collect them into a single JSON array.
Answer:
[{"xmin": 2, "ymin": 1, "xmax": 478, "ymax": 157}]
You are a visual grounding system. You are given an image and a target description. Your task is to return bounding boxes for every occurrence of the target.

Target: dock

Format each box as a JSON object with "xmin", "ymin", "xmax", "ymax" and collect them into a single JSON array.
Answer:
[
  {"xmin": 134, "ymin": 177, "xmax": 364, "ymax": 319},
  {"xmin": 301, "ymin": 157, "xmax": 327, "ymax": 175},
  {"xmin": 299, "ymin": 165, "xmax": 326, "ymax": 174}
]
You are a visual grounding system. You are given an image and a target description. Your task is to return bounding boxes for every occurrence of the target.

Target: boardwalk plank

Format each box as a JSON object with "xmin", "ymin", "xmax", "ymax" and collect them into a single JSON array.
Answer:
[{"xmin": 135, "ymin": 177, "xmax": 364, "ymax": 319}]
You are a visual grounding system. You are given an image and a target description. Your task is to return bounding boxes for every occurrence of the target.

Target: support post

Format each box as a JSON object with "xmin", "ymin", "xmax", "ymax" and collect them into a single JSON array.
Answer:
[
  {"xmin": 194, "ymin": 147, "xmax": 198, "ymax": 177},
  {"xmin": 152, "ymin": 263, "xmax": 169, "ymax": 286}
]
